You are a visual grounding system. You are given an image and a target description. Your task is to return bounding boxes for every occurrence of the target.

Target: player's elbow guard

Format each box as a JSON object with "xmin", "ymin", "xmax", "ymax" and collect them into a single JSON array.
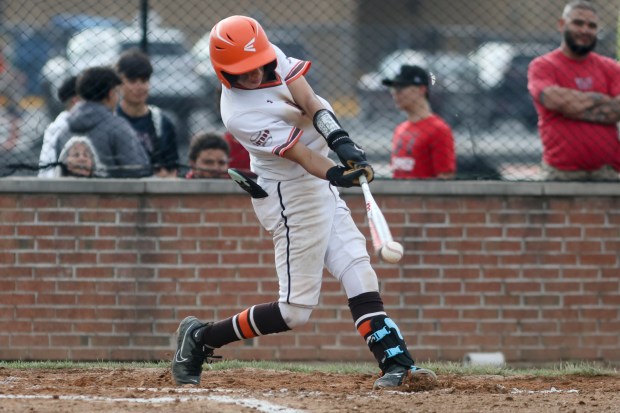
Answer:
[
  {"xmin": 313, "ymin": 109, "xmax": 369, "ymax": 169},
  {"xmin": 313, "ymin": 109, "xmax": 353, "ymax": 150}
]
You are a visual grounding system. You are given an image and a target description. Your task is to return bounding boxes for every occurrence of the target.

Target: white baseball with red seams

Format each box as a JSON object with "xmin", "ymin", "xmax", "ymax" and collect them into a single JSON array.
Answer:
[{"xmin": 380, "ymin": 241, "xmax": 404, "ymax": 263}]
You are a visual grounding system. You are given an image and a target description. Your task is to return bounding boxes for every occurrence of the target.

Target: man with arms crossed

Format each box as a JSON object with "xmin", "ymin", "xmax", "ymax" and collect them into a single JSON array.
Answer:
[{"xmin": 528, "ymin": 0, "xmax": 620, "ymax": 180}]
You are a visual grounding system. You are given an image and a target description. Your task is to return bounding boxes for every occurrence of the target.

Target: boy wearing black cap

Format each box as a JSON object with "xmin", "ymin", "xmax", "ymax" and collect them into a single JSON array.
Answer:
[
  {"xmin": 382, "ymin": 65, "xmax": 456, "ymax": 179},
  {"xmin": 38, "ymin": 75, "xmax": 80, "ymax": 178}
]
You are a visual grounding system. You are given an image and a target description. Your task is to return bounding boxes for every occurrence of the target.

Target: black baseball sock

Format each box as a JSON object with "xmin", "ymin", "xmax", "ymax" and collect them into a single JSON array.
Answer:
[{"xmin": 199, "ymin": 301, "xmax": 290, "ymax": 348}]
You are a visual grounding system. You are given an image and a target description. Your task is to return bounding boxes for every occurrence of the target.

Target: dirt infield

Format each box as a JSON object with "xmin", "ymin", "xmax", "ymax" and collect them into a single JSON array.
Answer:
[{"xmin": 0, "ymin": 367, "xmax": 618, "ymax": 413}]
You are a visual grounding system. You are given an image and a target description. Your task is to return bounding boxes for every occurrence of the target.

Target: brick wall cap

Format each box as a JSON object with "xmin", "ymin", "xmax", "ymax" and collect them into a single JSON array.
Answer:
[{"xmin": 2, "ymin": 178, "xmax": 618, "ymax": 197}]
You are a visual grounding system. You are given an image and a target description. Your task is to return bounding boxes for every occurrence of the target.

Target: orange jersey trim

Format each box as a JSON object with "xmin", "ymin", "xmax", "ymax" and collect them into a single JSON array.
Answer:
[
  {"xmin": 285, "ymin": 61, "xmax": 311, "ymax": 84},
  {"xmin": 273, "ymin": 128, "xmax": 303, "ymax": 156}
]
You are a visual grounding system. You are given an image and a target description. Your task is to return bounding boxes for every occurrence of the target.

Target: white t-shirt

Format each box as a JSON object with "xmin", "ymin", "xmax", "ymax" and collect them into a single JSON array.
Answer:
[
  {"xmin": 220, "ymin": 45, "xmax": 331, "ymax": 181},
  {"xmin": 38, "ymin": 110, "xmax": 71, "ymax": 178}
]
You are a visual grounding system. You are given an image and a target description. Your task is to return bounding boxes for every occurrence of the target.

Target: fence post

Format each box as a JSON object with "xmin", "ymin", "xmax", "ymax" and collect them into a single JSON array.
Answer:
[{"xmin": 139, "ymin": 0, "xmax": 149, "ymax": 54}]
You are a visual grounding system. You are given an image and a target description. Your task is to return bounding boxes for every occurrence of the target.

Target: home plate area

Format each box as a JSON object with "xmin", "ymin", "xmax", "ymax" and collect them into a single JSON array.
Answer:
[{"xmin": 0, "ymin": 367, "xmax": 617, "ymax": 413}]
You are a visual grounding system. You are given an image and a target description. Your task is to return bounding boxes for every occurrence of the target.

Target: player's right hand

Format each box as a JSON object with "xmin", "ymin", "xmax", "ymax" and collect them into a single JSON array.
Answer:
[{"xmin": 326, "ymin": 166, "xmax": 365, "ymax": 188}]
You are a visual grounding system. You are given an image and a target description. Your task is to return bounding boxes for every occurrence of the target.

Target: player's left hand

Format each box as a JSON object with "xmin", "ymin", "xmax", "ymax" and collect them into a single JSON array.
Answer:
[{"xmin": 326, "ymin": 166, "xmax": 365, "ymax": 187}]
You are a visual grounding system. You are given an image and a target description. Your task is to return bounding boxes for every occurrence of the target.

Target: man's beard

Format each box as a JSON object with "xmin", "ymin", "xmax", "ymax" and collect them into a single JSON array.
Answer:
[{"xmin": 564, "ymin": 30, "xmax": 597, "ymax": 56}]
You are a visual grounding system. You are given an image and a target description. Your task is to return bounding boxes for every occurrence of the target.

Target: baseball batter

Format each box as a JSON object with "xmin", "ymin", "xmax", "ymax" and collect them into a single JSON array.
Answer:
[{"xmin": 172, "ymin": 15, "xmax": 436, "ymax": 389}]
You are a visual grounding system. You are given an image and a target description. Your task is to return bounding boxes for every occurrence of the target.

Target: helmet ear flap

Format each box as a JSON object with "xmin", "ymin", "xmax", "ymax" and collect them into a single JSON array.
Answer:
[
  {"xmin": 264, "ymin": 60, "xmax": 277, "ymax": 81},
  {"xmin": 222, "ymin": 72, "xmax": 238, "ymax": 88}
]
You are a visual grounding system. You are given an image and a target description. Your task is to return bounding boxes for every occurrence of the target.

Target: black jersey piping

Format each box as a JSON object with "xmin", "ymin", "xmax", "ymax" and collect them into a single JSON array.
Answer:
[{"xmin": 277, "ymin": 182, "xmax": 292, "ymax": 303}]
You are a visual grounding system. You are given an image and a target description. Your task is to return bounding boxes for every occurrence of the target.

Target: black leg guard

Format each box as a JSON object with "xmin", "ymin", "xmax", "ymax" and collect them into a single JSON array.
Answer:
[{"xmin": 369, "ymin": 315, "xmax": 416, "ymax": 374}]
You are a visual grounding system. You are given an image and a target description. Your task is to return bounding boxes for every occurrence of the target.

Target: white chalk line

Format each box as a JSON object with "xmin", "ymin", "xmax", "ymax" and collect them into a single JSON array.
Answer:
[
  {"xmin": 511, "ymin": 386, "xmax": 579, "ymax": 394},
  {"xmin": 0, "ymin": 389, "xmax": 306, "ymax": 413}
]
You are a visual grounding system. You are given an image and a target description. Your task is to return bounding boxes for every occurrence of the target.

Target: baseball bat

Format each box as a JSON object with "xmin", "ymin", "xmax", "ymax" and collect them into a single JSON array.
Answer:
[{"xmin": 359, "ymin": 174, "xmax": 393, "ymax": 252}]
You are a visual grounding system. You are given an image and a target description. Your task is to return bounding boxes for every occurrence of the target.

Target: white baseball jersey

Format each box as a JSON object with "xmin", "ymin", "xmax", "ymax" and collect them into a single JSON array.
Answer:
[
  {"xmin": 220, "ymin": 45, "xmax": 332, "ymax": 181},
  {"xmin": 220, "ymin": 44, "xmax": 378, "ymax": 309}
]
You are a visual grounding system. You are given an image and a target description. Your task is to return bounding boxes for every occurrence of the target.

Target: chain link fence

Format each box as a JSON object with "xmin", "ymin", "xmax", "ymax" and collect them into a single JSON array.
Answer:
[{"xmin": 0, "ymin": 0, "xmax": 618, "ymax": 180}]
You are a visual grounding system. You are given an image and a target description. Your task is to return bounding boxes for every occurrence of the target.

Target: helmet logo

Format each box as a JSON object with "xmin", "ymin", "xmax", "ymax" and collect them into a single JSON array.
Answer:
[{"xmin": 244, "ymin": 38, "xmax": 256, "ymax": 52}]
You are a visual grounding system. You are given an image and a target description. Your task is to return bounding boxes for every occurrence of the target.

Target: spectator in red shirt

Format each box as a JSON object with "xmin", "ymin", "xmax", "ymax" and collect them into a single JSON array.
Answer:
[
  {"xmin": 216, "ymin": 83, "xmax": 253, "ymax": 177},
  {"xmin": 382, "ymin": 65, "xmax": 456, "ymax": 179},
  {"xmin": 223, "ymin": 130, "xmax": 253, "ymax": 176},
  {"xmin": 528, "ymin": 0, "xmax": 620, "ymax": 181}
]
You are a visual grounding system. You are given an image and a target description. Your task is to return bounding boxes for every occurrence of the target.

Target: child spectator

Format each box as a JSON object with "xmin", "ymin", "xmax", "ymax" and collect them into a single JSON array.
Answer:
[{"xmin": 186, "ymin": 132, "xmax": 229, "ymax": 179}]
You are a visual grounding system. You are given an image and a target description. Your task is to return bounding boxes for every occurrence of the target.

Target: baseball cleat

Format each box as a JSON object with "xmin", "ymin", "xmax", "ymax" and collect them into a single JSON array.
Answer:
[
  {"xmin": 373, "ymin": 364, "xmax": 437, "ymax": 390},
  {"xmin": 172, "ymin": 316, "xmax": 215, "ymax": 385}
]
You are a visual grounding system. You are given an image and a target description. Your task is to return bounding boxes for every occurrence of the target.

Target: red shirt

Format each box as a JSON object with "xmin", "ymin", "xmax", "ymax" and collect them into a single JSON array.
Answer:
[
  {"xmin": 390, "ymin": 114, "xmax": 456, "ymax": 179},
  {"xmin": 224, "ymin": 131, "xmax": 251, "ymax": 172},
  {"xmin": 528, "ymin": 49, "xmax": 620, "ymax": 171}
]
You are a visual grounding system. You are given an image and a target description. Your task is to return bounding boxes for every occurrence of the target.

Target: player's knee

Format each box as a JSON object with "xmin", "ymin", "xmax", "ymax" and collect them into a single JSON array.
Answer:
[
  {"xmin": 278, "ymin": 302, "xmax": 313, "ymax": 328},
  {"xmin": 341, "ymin": 259, "xmax": 379, "ymax": 298}
]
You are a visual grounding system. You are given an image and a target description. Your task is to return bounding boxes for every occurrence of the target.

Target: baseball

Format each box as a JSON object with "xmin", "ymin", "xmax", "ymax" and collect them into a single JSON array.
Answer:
[{"xmin": 379, "ymin": 241, "xmax": 404, "ymax": 263}]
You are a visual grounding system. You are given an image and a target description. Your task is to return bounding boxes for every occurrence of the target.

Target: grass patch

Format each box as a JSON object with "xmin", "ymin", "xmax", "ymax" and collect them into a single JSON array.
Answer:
[
  {"xmin": 0, "ymin": 360, "xmax": 617, "ymax": 377},
  {"xmin": 421, "ymin": 360, "xmax": 618, "ymax": 377}
]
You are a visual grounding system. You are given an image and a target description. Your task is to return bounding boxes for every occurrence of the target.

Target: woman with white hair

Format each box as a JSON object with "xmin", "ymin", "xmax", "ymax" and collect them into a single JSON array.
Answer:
[{"xmin": 54, "ymin": 136, "xmax": 106, "ymax": 177}]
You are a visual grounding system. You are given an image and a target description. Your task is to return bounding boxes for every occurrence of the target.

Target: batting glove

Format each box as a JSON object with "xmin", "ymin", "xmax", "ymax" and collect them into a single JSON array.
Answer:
[
  {"xmin": 333, "ymin": 141, "xmax": 369, "ymax": 170},
  {"xmin": 326, "ymin": 166, "xmax": 366, "ymax": 188}
]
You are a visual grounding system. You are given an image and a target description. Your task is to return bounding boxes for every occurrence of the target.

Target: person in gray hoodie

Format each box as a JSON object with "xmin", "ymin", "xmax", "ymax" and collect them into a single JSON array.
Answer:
[{"xmin": 55, "ymin": 66, "xmax": 151, "ymax": 177}]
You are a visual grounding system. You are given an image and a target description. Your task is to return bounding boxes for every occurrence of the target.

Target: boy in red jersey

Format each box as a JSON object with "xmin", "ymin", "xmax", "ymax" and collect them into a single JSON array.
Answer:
[{"xmin": 383, "ymin": 65, "xmax": 456, "ymax": 179}]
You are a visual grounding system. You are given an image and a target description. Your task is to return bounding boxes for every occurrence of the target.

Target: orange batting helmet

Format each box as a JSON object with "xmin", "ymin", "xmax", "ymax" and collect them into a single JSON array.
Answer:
[{"xmin": 209, "ymin": 15, "xmax": 276, "ymax": 89}]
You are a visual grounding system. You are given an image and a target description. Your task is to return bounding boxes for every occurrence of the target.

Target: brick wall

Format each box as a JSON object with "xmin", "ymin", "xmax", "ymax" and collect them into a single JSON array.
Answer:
[{"xmin": 0, "ymin": 179, "xmax": 619, "ymax": 363}]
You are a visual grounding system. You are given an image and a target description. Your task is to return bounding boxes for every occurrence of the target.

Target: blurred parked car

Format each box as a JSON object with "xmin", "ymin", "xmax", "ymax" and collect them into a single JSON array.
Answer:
[
  {"xmin": 1, "ymin": 14, "xmax": 125, "ymax": 101},
  {"xmin": 356, "ymin": 49, "xmax": 483, "ymax": 128},
  {"xmin": 36, "ymin": 14, "xmax": 125, "ymax": 116},
  {"xmin": 470, "ymin": 41, "xmax": 556, "ymax": 130},
  {"xmin": 0, "ymin": 103, "xmax": 51, "ymax": 177},
  {"xmin": 41, "ymin": 22, "xmax": 206, "ymax": 144}
]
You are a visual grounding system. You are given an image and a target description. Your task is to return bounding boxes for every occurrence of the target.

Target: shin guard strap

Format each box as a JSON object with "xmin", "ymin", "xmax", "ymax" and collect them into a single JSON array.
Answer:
[
  {"xmin": 370, "ymin": 326, "xmax": 390, "ymax": 342},
  {"xmin": 369, "ymin": 316, "xmax": 416, "ymax": 373},
  {"xmin": 385, "ymin": 345, "xmax": 404, "ymax": 358}
]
